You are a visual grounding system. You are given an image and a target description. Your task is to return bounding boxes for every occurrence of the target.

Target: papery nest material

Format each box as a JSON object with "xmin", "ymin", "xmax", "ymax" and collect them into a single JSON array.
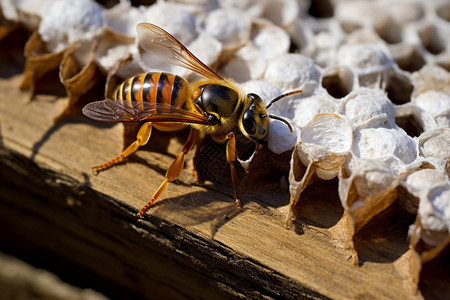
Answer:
[
  {"xmin": 222, "ymin": 19, "xmax": 291, "ymax": 83},
  {"xmin": 18, "ymin": 0, "xmax": 108, "ymax": 121},
  {"xmin": 286, "ymin": 113, "xmax": 353, "ymax": 227},
  {"xmin": 21, "ymin": 27, "xmax": 135, "ymax": 122},
  {"xmin": 20, "ymin": 30, "xmax": 68, "ymax": 100},
  {"xmin": 404, "ymin": 180, "xmax": 450, "ymax": 295},
  {"xmin": 418, "ymin": 128, "xmax": 450, "ymax": 177},
  {"xmin": 339, "ymin": 88, "xmax": 396, "ymax": 129},
  {"xmin": 334, "ymin": 155, "xmax": 405, "ymax": 264}
]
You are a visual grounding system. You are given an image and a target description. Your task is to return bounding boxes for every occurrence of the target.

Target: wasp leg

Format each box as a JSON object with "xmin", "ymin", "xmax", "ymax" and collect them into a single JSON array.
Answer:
[
  {"xmin": 92, "ymin": 122, "xmax": 153, "ymax": 174},
  {"xmin": 226, "ymin": 132, "xmax": 242, "ymax": 207},
  {"xmin": 137, "ymin": 128, "xmax": 197, "ymax": 218}
]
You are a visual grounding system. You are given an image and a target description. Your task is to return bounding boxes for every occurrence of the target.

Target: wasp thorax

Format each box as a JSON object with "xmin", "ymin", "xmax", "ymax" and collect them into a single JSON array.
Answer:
[
  {"xmin": 196, "ymin": 84, "xmax": 239, "ymax": 119},
  {"xmin": 240, "ymin": 93, "xmax": 269, "ymax": 144}
]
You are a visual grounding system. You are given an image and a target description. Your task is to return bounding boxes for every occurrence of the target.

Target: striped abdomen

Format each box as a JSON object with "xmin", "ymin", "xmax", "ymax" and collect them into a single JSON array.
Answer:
[{"xmin": 113, "ymin": 72, "xmax": 190, "ymax": 111}]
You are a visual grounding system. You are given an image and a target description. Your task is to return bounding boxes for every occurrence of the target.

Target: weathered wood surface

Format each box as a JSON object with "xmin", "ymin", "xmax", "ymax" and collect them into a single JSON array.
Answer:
[{"xmin": 0, "ymin": 68, "xmax": 449, "ymax": 299}]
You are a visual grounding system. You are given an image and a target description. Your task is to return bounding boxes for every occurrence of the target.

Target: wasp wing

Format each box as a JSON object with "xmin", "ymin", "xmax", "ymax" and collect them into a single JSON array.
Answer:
[
  {"xmin": 83, "ymin": 99, "xmax": 210, "ymax": 125},
  {"xmin": 136, "ymin": 22, "xmax": 224, "ymax": 81}
]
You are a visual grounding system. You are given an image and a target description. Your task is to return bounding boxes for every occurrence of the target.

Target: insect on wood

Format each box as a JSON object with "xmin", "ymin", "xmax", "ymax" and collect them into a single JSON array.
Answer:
[{"xmin": 82, "ymin": 23, "xmax": 301, "ymax": 218}]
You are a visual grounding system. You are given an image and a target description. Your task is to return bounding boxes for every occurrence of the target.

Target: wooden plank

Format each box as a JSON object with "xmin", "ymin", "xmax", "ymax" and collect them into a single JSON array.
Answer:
[{"xmin": 0, "ymin": 68, "xmax": 448, "ymax": 299}]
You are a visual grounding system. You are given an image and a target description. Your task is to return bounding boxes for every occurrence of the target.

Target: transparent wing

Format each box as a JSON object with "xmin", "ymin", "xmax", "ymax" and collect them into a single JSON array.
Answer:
[
  {"xmin": 83, "ymin": 99, "xmax": 210, "ymax": 125},
  {"xmin": 136, "ymin": 23, "xmax": 224, "ymax": 81}
]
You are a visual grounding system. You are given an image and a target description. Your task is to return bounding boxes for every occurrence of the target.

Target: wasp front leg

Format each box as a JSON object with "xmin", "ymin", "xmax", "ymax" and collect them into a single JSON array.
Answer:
[
  {"xmin": 138, "ymin": 128, "xmax": 197, "ymax": 218},
  {"xmin": 92, "ymin": 122, "xmax": 153, "ymax": 174},
  {"xmin": 226, "ymin": 132, "xmax": 242, "ymax": 207}
]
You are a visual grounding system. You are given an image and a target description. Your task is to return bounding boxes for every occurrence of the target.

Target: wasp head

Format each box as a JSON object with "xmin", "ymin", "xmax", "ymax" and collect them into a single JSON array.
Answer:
[{"xmin": 239, "ymin": 93, "xmax": 269, "ymax": 144}]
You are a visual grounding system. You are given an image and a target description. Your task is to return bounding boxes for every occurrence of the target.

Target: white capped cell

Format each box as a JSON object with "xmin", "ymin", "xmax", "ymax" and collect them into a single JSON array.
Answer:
[{"xmin": 38, "ymin": 0, "xmax": 106, "ymax": 53}]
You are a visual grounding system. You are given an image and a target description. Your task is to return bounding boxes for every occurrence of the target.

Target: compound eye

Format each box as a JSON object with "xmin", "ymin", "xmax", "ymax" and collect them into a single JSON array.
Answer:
[{"xmin": 243, "ymin": 107, "xmax": 256, "ymax": 135}]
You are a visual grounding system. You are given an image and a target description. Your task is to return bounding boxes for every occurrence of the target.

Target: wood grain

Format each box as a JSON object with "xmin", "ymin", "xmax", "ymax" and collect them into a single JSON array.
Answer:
[{"xmin": 0, "ymin": 68, "xmax": 448, "ymax": 299}]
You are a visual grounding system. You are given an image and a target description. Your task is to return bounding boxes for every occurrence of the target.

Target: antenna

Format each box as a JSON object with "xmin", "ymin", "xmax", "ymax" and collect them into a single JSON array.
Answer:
[
  {"xmin": 265, "ymin": 90, "xmax": 302, "ymax": 133},
  {"xmin": 269, "ymin": 114, "xmax": 293, "ymax": 132},
  {"xmin": 265, "ymin": 90, "xmax": 303, "ymax": 110}
]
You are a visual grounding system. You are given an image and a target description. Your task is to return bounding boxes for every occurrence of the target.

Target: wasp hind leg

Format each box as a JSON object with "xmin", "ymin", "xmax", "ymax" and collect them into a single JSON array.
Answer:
[
  {"xmin": 226, "ymin": 132, "xmax": 242, "ymax": 207},
  {"xmin": 92, "ymin": 122, "xmax": 153, "ymax": 174},
  {"xmin": 137, "ymin": 128, "xmax": 197, "ymax": 218}
]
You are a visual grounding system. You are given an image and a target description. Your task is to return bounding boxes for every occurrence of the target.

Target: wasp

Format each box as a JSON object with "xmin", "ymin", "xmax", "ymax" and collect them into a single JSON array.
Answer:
[{"xmin": 82, "ymin": 23, "xmax": 301, "ymax": 218}]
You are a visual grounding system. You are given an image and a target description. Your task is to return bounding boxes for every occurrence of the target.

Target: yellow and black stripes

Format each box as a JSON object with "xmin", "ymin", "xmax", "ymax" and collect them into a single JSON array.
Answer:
[
  {"xmin": 142, "ymin": 72, "xmax": 159, "ymax": 105},
  {"xmin": 112, "ymin": 72, "xmax": 190, "ymax": 111},
  {"xmin": 156, "ymin": 73, "xmax": 175, "ymax": 112}
]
